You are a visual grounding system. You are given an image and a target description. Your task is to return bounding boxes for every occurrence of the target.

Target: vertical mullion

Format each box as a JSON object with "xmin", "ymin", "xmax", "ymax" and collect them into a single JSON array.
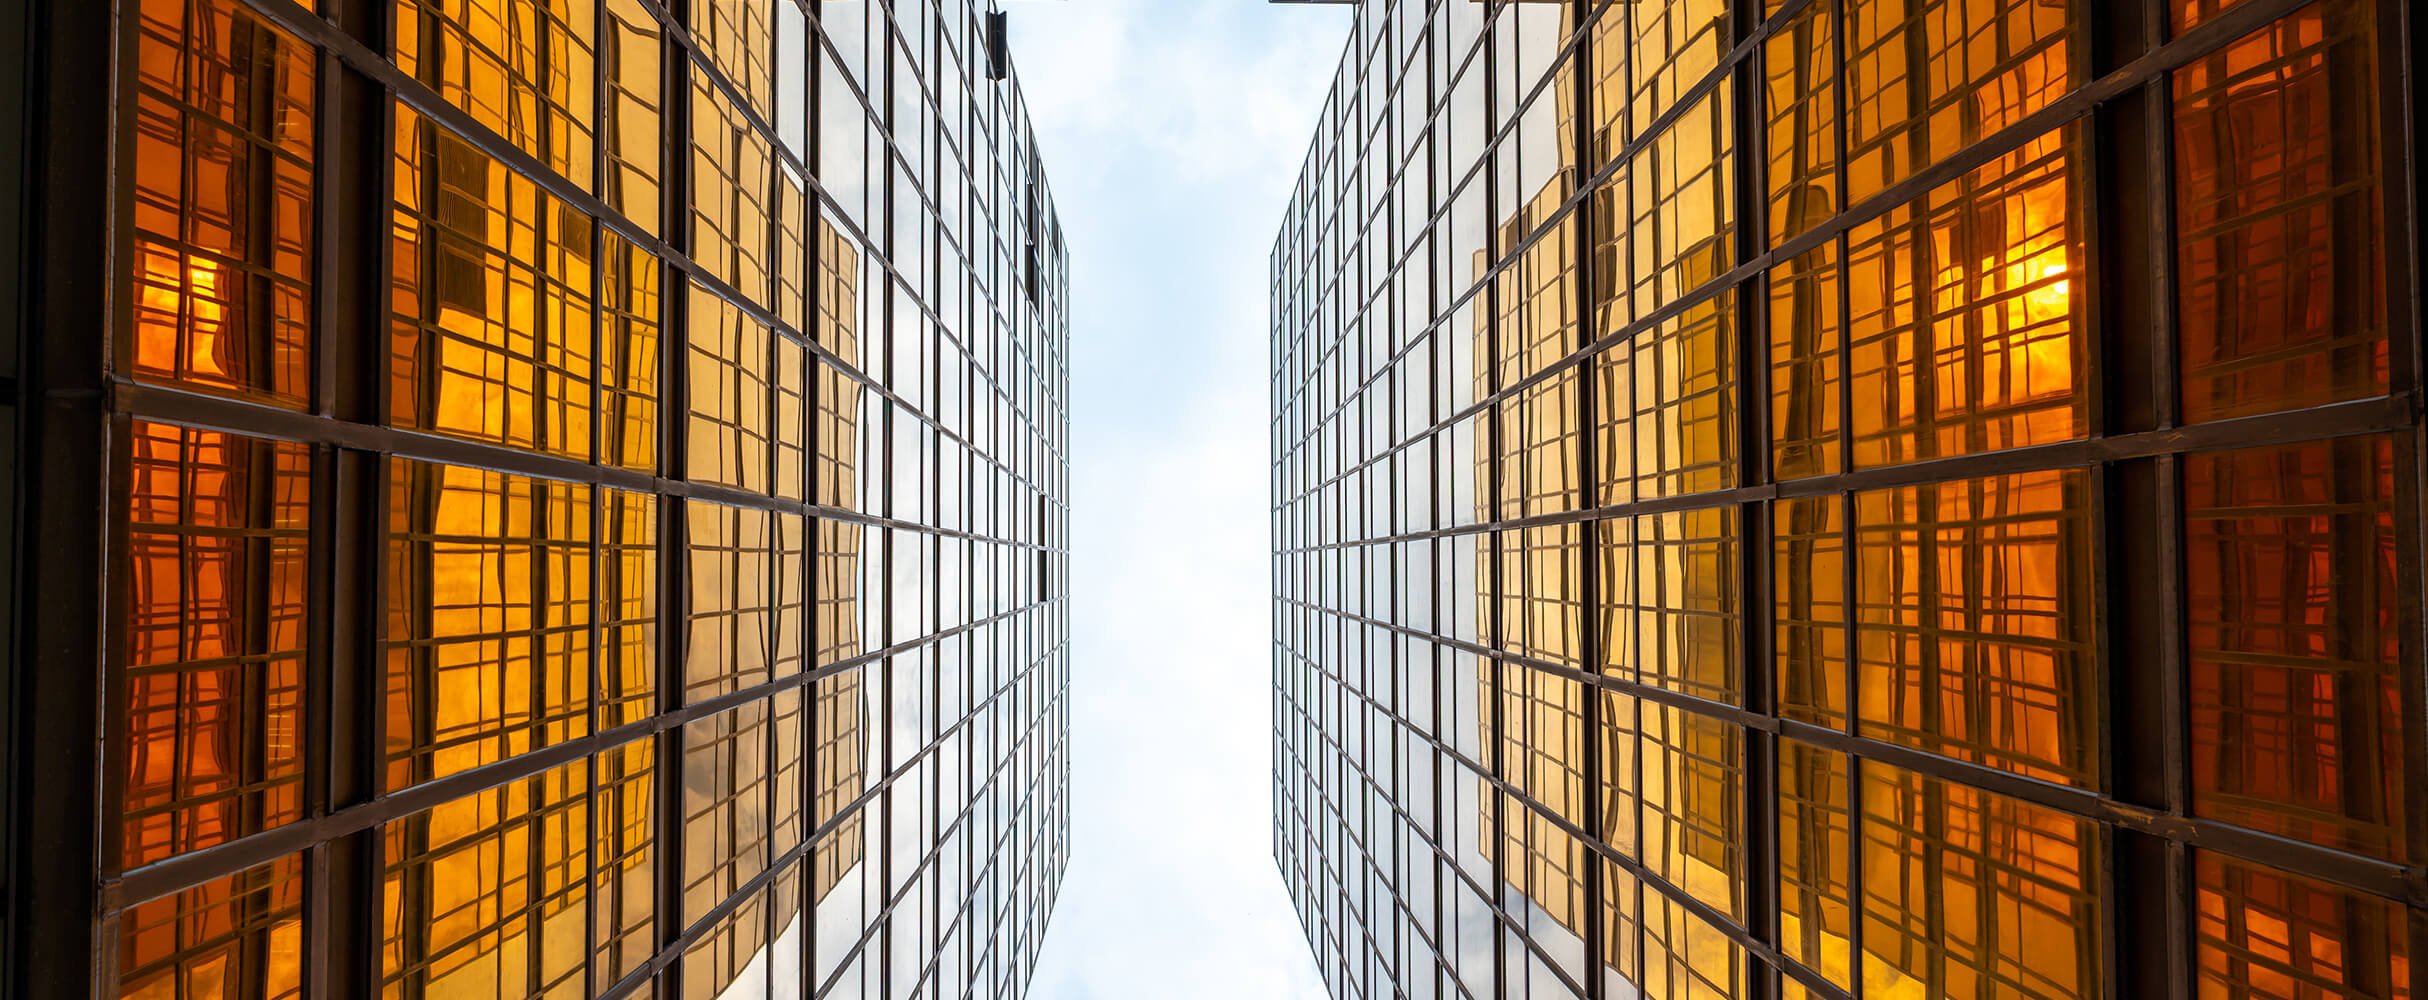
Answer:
[
  {"xmin": 1567, "ymin": 2, "xmax": 1604, "ymax": 997},
  {"xmin": 655, "ymin": 2, "xmax": 692, "ymax": 996},
  {"xmin": 1731, "ymin": 2, "xmax": 1780, "ymax": 998}
]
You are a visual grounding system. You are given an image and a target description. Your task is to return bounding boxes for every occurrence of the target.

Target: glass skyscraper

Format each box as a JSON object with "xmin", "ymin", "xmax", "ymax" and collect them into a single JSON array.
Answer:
[
  {"xmin": 1270, "ymin": 1, "xmax": 2421, "ymax": 998},
  {"xmin": 2, "ymin": 0, "xmax": 1071, "ymax": 996}
]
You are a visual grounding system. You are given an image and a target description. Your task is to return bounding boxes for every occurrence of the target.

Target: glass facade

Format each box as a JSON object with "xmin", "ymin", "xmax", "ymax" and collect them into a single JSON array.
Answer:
[
  {"xmin": 1269, "ymin": 2, "xmax": 2422, "ymax": 999},
  {"xmin": 12, "ymin": 0, "xmax": 1072, "ymax": 995}
]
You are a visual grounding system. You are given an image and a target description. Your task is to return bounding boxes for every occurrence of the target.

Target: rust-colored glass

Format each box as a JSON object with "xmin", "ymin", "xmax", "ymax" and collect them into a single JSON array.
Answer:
[
  {"xmin": 1769, "ymin": 246, "xmax": 1841, "ymax": 480},
  {"xmin": 121, "ymin": 422, "xmax": 309, "ymax": 869},
  {"xmin": 684, "ymin": 499, "xmax": 771, "ymax": 703},
  {"xmin": 395, "ymin": 0, "xmax": 596, "ymax": 186},
  {"xmin": 1855, "ymin": 469, "xmax": 2099, "ymax": 787},
  {"xmin": 1842, "ymin": 0, "xmax": 2077, "ymax": 202},
  {"xmin": 1775, "ymin": 495, "xmax": 1847, "ymax": 727},
  {"xmin": 687, "ymin": 286, "xmax": 774, "ymax": 493},
  {"xmin": 2187, "ymin": 437, "xmax": 2408, "ymax": 861},
  {"xmin": 1779, "ymin": 741, "xmax": 1854, "ymax": 996},
  {"xmin": 1860, "ymin": 760, "xmax": 2102, "ymax": 999},
  {"xmin": 380, "ymin": 760, "xmax": 590, "ymax": 996},
  {"xmin": 600, "ymin": 233, "xmax": 661, "ymax": 473},
  {"xmin": 681, "ymin": 702, "xmax": 769, "ymax": 924},
  {"xmin": 383, "ymin": 459, "xmax": 593, "ymax": 790},
  {"xmin": 128, "ymin": 0, "xmax": 315, "ymax": 407},
  {"xmin": 117, "ymin": 854, "xmax": 302, "ymax": 1000},
  {"xmin": 603, "ymin": 0, "xmax": 663, "ymax": 233},
  {"xmin": 2173, "ymin": 0, "xmax": 2388, "ymax": 423},
  {"xmin": 390, "ymin": 105, "xmax": 597, "ymax": 460},
  {"xmin": 2195, "ymin": 853, "xmax": 2413, "ymax": 1000},
  {"xmin": 1847, "ymin": 125, "xmax": 2085, "ymax": 468},
  {"xmin": 593, "ymin": 739, "xmax": 655, "ymax": 990}
]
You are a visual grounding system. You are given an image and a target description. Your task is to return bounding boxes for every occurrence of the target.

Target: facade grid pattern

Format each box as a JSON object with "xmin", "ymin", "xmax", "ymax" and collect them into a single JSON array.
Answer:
[
  {"xmin": 1269, "ymin": 1, "xmax": 2422, "ymax": 999},
  {"xmin": 5, "ymin": 0, "xmax": 1074, "ymax": 997}
]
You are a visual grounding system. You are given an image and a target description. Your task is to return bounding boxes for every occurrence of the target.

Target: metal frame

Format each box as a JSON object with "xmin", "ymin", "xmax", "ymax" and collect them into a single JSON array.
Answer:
[
  {"xmin": 7, "ymin": 0, "xmax": 1075, "ymax": 996},
  {"xmin": 1270, "ymin": 0, "xmax": 2426, "ymax": 998}
]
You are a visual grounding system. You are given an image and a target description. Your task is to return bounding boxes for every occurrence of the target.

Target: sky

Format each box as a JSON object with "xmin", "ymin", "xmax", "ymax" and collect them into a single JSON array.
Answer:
[{"xmin": 1005, "ymin": 3, "xmax": 1352, "ymax": 997}]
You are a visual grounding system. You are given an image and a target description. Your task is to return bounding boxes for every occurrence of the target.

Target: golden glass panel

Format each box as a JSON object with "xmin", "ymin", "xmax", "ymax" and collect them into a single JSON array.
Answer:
[
  {"xmin": 684, "ymin": 499, "xmax": 770, "ymax": 703},
  {"xmin": 1779, "ymin": 741, "xmax": 1854, "ymax": 995},
  {"xmin": 813, "ymin": 519, "xmax": 865, "ymax": 668},
  {"xmin": 2195, "ymin": 853, "xmax": 2413, "ymax": 1000},
  {"xmin": 1493, "ymin": 366, "xmax": 1586, "ymax": 521},
  {"xmin": 777, "ymin": 169, "xmax": 811, "ymax": 332},
  {"xmin": 1623, "ymin": 89, "xmax": 1735, "ymax": 316},
  {"xmin": 1642, "ymin": 888, "xmax": 1746, "ymax": 1000},
  {"xmin": 1847, "ymin": 125, "xmax": 2083, "ymax": 468},
  {"xmin": 117, "ymin": 854, "xmax": 303, "ymax": 1000},
  {"xmin": 1490, "ymin": 194, "xmax": 1580, "ymax": 391},
  {"xmin": 129, "ymin": 0, "xmax": 315, "ymax": 407},
  {"xmin": 681, "ymin": 886, "xmax": 766, "ymax": 1000},
  {"xmin": 1842, "ymin": 0, "xmax": 2076, "ymax": 203},
  {"xmin": 1484, "ymin": 664, "xmax": 1590, "ymax": 938},
  {"xmin": 686, "ymin": 285, "xmax": 773, "ymax": 493},
  {"xmin": 1600, "ymin": 690, "xmax": 1641, "ymax": 858},
  {"xmin": 1490, "ymin": 524, "xmax": 1585, "ymax": 667},
  {"xmin": 1855, "ymin": 470, "xmax": 2097, "ymax": 786},
  {"xmin": 809, "ymin": 665, "xmax": 867, "ymax": 902},
  {"xmin": 2186, "ymin": 437, "xmax": 2408, "ymax": 862},
  {"xmin": 395, "ymin": 0, "xmax": 596, "ymax": 186},
  {"xmin": 600, "ymin": 233, "xmax": 661, "ymax": 473},
  {"xmin": 682, "ymin": 702, "xmax": 769, "ymax": 924},
  {"xmin": 599, "ymin": 489, "xmax": 656, "ymax": 728},
  {"xmin": 1602, "ymin": 508, "xmax": 1739, "ymax": 703},
  {"xmin": 771, "ymin": 513, "xmax": 806, "ymax": 682},
  {"xmin": 121, "ymin": 423, "xmax": 310, "ymax": 869},
  {"xmin": 1859, "ymin": 760, "xmax": 2102, "ymax": 1000},
  {"xmin": 1639, "ymin": 702, "xmax": 1741, "ymax": 922},
  {"xmin": 1628, "ymin": 0, "xmax": 1728, "ymax": 133},
  {"xmin": 383, "ymin": 460, "xmax": 593, "ymax": 790},
  {"xmin": 2173, "ymin": 0, "xmax": 2388, "ymax": 423},
  {"xmin": 1770, "ymin": 245, "xmax": 1841, "ymax": 481},
  {"xmin": 1766, "ymin": 0, "xmax": 1840, "ymax": 245},
  {"xmin": 380, "ymin": 760, "xmax": 591, "ymax": 998},
  {"xmin": 1594, "ymin": 289, "xmax": 1737, "ymax": 506},
  {"xmin": 391, "ymin": 105, "xmax": 597, "ymax": 460},
  {"xmin": 689, "ymin": 77, "xmax": 772, "ymax": 305},
  {"xmin": 1586, "ymin": 7, "xmax": 1631, "ymax": 166},
  {"xmin": 776, "ymin": 336, "xmax": 808, "ymax": 504},
  {"xmin": 593, "ymin": 739, "xmax": 655, "ymax": 991},
  {"xmin": 689, "ymin": 0, "xmax": 774, "ymax": 115},
  {"xmin": 602, "ymin": 0, "xmax": 663, "ymax": 234},
  {"xmin": 771, "ymin": 687, "xmax": 804, "ymax": 857},
  {"xmin": 1775, "ymin": 495, "xmax": 1848, "ymax": 727},
  {"xmin": 813, "ymin": 359, "xmax": 864, "ymax": 512}
]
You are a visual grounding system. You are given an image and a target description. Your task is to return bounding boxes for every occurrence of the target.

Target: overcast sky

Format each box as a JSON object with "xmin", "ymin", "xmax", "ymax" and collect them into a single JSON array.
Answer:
[{"xmin": 1007, "ymin": 3, "xmax": 1351, "ymax": 997}]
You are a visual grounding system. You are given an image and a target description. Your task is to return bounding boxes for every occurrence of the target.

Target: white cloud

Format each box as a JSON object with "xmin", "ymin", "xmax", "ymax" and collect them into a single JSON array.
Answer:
[{"xmin": 1006, "ymin": 2, "xmax": 1350, "ymax": 997}]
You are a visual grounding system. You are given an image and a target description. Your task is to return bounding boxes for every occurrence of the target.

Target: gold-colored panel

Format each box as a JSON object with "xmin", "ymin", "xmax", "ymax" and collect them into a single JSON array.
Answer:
[
  {"xmin": 1843, "ymin": 0, "xmax": 2076, "ymax": 203},
  {"xmin": 1859, "ymin": 760, "xmax": 2102, "ymax": 1000},
  {"xmin": 395, "ymin": 0, "xmax": 596, "ymax": 186},
  {"xmin": 380, "ymin": 760, "xmax": 591, "ymax": 998},
  {"xmin": 685, "ymin": 286, "xmax": 773, "ymax": 493},
  {"xmin": 684, "ymin": 499, "xmax": 770, "ymax": 703},
  {"xmin": 1846, "ymin": 125, "xmax": 2083, "ymax": 469},
  {"xmin": 391, "ymin": 104, "xmax": 596, "ymax": 460},
  {"xmin": 1775, "ymin": 495, "xmax": 1848, "ymax": 727},
  {"xmin": 600, "ymin": 233, "xmax": 661, "ymax": 473},
  {"xmin": 1779, "ymin": 741, "xmax": 1854, "ymax": 995},
  {"xmin": 2187, "ymin": 436, "xmax": 2408, "ymax": 862},
  {"xmin": 603, "ymin": 0, "xmax": 663, "ymax": 234},
  {"xmin": 121, "ymin": 423, "xmax": 310, "ymax": 869},
  {"xmin": 2174, "ymin": 0, "xmax": 2388, "ymax": 422},
  {"xmin": 2195, "ymin": 853, "xmax": 2413, "ymax": 1000},
  {"xmin": 681, "ymin": 702, "xmax": 769, "ymax": 924},
  {"xmin": 1855, "ymin": 470, "xmax": 2098, "ymax": 787},
  {"xmin": 129, "ymin": 0, "xmax": 316, "ymax": 407},
  {"xmin": 383, "ymin": 460, "xmax": 593, "ymax": 790},
  {"xmin": 118, "ymin": 854, "xmax": 303, "ymax": 1000}
]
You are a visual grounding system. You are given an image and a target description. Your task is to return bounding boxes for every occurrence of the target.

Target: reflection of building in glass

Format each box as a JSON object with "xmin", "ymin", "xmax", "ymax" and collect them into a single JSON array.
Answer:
[
  {"xmin": 5, "ymin": 0, "xmax": 1073, "ymax": 996},
  {"xmin": 1271, "ymin": 2, "xmax": 2421, "ymax": 998}
]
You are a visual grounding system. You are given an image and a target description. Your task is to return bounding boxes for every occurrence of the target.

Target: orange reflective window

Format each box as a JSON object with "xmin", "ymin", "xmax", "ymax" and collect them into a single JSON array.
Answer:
[
  {"xmin": 2173, "ymin": 0, "xmax": 2388, "ymax": 422},
  {"xmin": 1843, "ymin": 0, "xmax": 2076, "ymax": 202},
  {"xmin": 118, "ymin": 854, "xmax": 303, "ymax": 1000},
  {"xmin": 128, "ymin": 0, "xmax": 315, "ymax": 406},
  {"xmin": 1775, "ymin": 495, "xmax": 1847, "ymax": 727},
  {"xmin": 1855, "ymin": 470, "xmax": 2099, "ymax": 787},
  {"xmin": 2195, "ymin": 853, "xmax": 2413, "ymax": 1000},
  {"xmin": 395, "ymin": 0, "xmax": 596, "ymax": 185},
  {"xmin": 2187, "ymin": 437, "xmax": 2408, "ymax": 861},
  {"xmin": 380, "ymin": 760, "xmax": 591, "ymax": 996},
  {"xmin": 121, "ymin": 422, "xmax": 310, "ymax": 869}
]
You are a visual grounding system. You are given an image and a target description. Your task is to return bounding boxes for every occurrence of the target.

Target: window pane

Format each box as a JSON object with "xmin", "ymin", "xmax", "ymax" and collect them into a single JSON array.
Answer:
[
  {"xmin": 395, "ymin": 0, "xmax": 596, "ymax": 185},
  {"xmin": 128, "ymin": 0, "xmax": 315, "ymax": 407},
  {"xmin": 2195, "ymin": 853, "xmax": 2413, "ymax": 1000},
  {"xmin": 118, "ymin": 854, "xmax": 303, "ymax": 1000}
]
